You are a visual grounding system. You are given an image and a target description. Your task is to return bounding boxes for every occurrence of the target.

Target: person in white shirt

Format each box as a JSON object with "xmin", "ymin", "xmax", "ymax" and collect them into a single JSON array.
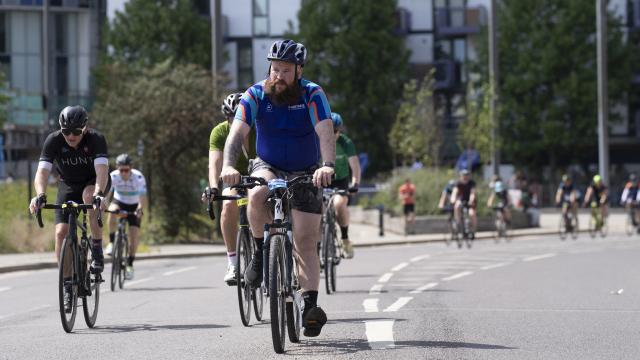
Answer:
[{"xmin": 106, "ymin": 153, "xmax": 147, "ymax": 280}]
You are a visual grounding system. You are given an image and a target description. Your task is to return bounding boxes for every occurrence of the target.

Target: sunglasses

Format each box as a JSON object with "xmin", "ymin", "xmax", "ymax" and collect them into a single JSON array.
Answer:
[
  {"xmin": 119, "ymin": 168, "xmax": 131, "ymax": 173},
  {"xmin": 61, "ymin": 128, "xmax": 83, "ymax": 136}
]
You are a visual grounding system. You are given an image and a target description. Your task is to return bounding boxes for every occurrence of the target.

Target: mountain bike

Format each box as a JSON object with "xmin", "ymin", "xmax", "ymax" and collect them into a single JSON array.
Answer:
[
  {"xmin": 206, "ymin": 177, "xmax": 265, "ymax": 327},
  {"xmin": 36, "ymin": 201, "xmax": 103, "ymax": 333},
  {"xmin": 558, "ymin": 201, "xmax": 578, "ymax": 240},
  {"xmin": 320, "ymin": 188, "xmax": 347, "ymax": 295},
  {"xmin": 104, "ymin": 209, "xmax": 135, "ymax": 291}
]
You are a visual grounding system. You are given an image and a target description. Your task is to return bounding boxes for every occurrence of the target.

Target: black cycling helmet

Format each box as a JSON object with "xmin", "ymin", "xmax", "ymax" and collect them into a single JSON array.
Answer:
[
  {"xmin": 58, "ymin": 105, "xmax": 88, "ymax": 129},
  {"xmin": 221, "ymin": 92, "xmax": 242, "ymax": 118},
  {"xmin": 267, "ymin": 39, "xmax": 307, "ymax": 66},
  {"xmin": 116, "ymin": 153, "xmax": 132, "ymax": 166}
]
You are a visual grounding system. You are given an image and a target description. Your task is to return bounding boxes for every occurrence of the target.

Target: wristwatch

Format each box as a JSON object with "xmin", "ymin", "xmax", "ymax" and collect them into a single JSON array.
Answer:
[{"xmin": 322, "ymin": 161, "xmax": 335, "ymax": 168}]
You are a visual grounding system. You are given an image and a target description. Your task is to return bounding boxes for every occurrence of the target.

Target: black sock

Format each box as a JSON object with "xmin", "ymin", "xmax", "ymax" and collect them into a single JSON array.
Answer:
[
  {"xmin": 92, "ymin": 239, "xmax": 102, "ymax": 249},
  {"xmin": 127, "ymin": 256, "xmax": 134, "ymax": 266},
  {"xmin": 303, "ymin": 290, "xmax": 318, "ymax": 308},
  {"xmin": 340, "ymin": 226, "xmax": 349, "ymax": 239},
  {"xmin": 109, "ymin": 232, "xmax": 115, "ymax": 243},
  {"xmin": 254, "ymin": 237, "xmax": 264, "ymax": 255}
]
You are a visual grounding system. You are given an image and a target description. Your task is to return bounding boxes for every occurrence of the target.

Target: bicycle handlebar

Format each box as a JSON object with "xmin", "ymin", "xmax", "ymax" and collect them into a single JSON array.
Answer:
[{"xmin": 35, "ymin": 202, "xmax": 100, "ymax": 228}]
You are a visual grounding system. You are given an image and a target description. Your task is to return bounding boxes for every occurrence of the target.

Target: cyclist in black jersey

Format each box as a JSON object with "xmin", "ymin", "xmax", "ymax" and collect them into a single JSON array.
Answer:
[
  {"xmin": 555, "ymin": 174, "xmax": 578, "ymax": 220},
  {"xmin": 450, "ymin": 169, "xmax": 477, "ymax": 237},
  {"xmin": 583, "ymin": 174, "xmax": 608, "ymax": 220},
  {"xmin": 28, "ymin": 106, "xmax": 110, "ymax": 277}
]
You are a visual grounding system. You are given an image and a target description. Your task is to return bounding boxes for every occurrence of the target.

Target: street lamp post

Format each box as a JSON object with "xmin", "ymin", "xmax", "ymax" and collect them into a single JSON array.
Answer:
[
  {"xmin": 488, "ymin": 0, "xmax": 500, "ymax": 176},
  {"xmin": 596, "ymin": 0, "xmax": 610, "ymax": 185},
  {"xmin": 210, "ymin": 0, "xmax": 222, "ymax": 101}
]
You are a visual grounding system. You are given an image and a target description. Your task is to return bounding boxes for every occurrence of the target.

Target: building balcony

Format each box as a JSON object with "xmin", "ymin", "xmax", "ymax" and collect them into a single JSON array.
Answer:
[{"xmin": 435, "ymin": 7, "xmax": 482, "ymax": 38}]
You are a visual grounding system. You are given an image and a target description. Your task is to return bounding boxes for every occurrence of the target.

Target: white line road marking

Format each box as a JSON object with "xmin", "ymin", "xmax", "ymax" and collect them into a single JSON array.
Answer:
[
  {"xmin": 481, "ymin": 262, "xmax": 511, "ymax": 270},
  {"xmin": 126, "ymin": 277, "xmax": 154, "ymax": 286},
  {"xmin": 383, "ymin": 297, "xmax": 413, "ymax": 312},
  {"xmin": 410, "ymin": 254, "xmax": 430, "ymax": 262},
  {"xmin": 378, "ymin": 273, "xmax": 393, "ymax": 283},
  {"xmin": 410, "ymin": 282, "xmax": 439, "ymax": 294},
  {"xmin": 365, "ymin": 320, "xmax": 395, "ymax": 349},
  {"xmin": 0, "ymin": 286, "xmax": 11, "ymax": 292},
  {"xmin": 369, "ymin": 284, "xmax": 383, "ymax": 295},
  {"xmin": 0, "ymin": 304, "xmax": 51, "ymax": 320},
  {"xmin": 391, "ymin": 262, "xmax": 409, "ymax": 272},
  {"xmin": 523, "ymin": 253, "xmax": 556, "ymax": 262},
  {"xmin": 363, "ymin": 298, "xmax": 379, "ymax": 313},
  {"xmin": 162, "ymin": 266, "xmax": 197, "ymax": 277},
  {"xmin": 442, "ymin": 271, "xmax": 473, "ymax": 281},
  {"xmin": 568, "ymin": 249, "xmax": 601, "ymax": 254}
]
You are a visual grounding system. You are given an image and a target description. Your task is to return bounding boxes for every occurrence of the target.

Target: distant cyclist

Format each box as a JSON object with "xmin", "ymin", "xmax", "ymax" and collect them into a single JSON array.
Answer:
[
  {"xmin": 330, "ymin": 112, "xmax": 360, "ymax": 259},
  {"xmin": 621, "ymin": 173, "xmax": 639, "ymax": 227},
  {"xmin": 487, "ymin": 180, "xmax": 511, "ymax": 226},
  {"xmin": 583, "ymin": 174, "xmax": 608, "ymax": 221},
  {"xmin": 106, "ymin": 154, "xmax": 147, "ymax": 280},
  {"xmin": 555, "ymin": 174, "xmax": 578, "ymax": 224},
  {"xmin": 202, "ymin": 92, "xmax": 257, "ymax": 285},
  {"xmin": 438, "ymin": 179, "xmax": 456, "ymax": 219},
  {"xmin": 450, "ymin": 169, "xmax": 477, "ymax": 237}
]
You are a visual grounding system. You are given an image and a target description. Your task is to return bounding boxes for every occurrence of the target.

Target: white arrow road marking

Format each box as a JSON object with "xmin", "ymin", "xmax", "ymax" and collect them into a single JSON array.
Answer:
[
  {"xmin": 410, "ymin": 282, "xmax": 439, "ymax": 294},
  {"xmin": 378, "ymin": 273, "xmax": 393, "ymax": 283},
  {"xmin": 442, "ymin": 271, "xmax": 473, "ymax": 281},
  {"xmin": 365, "ymin": 320, "xmax": 395, "ymax": 349},
  {"xmin": 383, "ymin": 297, "xmax": 413, "ymax": 312},
  {"xmin": 162, "ymin": 266, "xmax": 197, "ymax": 276},
  {"xmin": 409, "ymin": 254, "xmax": 430, "ymax": 262},
  {"xmin": 363, "ymin": 298, "xmax": 379, "ymax": 313},
  {"xmin": 523, "ymin": 253, "xmax": 556, "ymax": 262},
  {"xmin": 0, "ymin": 286, "xmax": 11, "ymax": 293},
  {"xmin": 391, "ymin": 262, "xmax": 409, "ymax": 272}
]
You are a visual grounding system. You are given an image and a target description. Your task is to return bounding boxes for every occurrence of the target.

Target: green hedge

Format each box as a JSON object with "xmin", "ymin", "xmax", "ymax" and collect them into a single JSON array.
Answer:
[{"xmin": 359, "ymin": 168, "xmax": 492, "ymax": 217}]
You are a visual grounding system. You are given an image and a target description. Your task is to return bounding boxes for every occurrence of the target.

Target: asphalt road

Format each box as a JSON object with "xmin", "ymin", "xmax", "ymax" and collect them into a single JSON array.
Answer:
[{"xmin": 1, "ymin": 233, "xmax": 639, "ymax": 359}]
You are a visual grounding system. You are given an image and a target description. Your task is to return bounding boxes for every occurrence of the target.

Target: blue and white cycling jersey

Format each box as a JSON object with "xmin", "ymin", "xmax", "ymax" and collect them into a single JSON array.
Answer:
[
  {"xmin": 235, "ymin": 78, "xmax": 332, "ymax": 172},
  {"xmin": 110, "ymin": 168, "xmax": 147, "ymax": 205}
]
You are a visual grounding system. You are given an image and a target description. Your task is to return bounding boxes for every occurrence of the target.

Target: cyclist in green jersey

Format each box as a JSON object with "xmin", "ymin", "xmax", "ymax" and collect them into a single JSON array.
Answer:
[
  {"xmin": 331, "ymin": 112, "xmax": 360, "ymax": 258},
  {"xmin": 203, "ymin": 93, "xmax": 257, "ymax": 285}
]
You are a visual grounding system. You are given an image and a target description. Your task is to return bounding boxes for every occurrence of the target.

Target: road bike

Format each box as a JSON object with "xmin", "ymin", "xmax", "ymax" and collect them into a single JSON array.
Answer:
[
  {"xmin": 104, "ymin": 209, "xmax": 135, "ymax": 291},
  {"xmin": 493, "ymin": 203, "xmax": 510, "ymax": 242},
  {"xmin": 442, "ymin": 207, "xmax": 457, "ymax": 246},
  {"xmin": 319, "ymin": 188, "xmax": 347, "ymax": 295},
  {"xmin": 558, "ymin": 201, "xmax": 578, "ymax": 240},
  {"xmin": 624, "ymin": 201, "xmax": 638, "ymax": 236},
  {"xmin": 206, "ymin": 178, "xmax": 265, "ymax": 327},
  {"xmin": 455, "ymin": 201, "xmax": 474, "ymax": 248},
  {"xmin": 588, "ymin": 201, "xmax": 607, "ymax": 238},
  {"xmin": 36, "ymin": 201, "xmax": 103, "ymax": 333}
]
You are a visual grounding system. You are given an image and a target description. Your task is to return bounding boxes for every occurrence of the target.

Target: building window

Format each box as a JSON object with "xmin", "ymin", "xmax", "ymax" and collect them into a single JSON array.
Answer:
[
  {"xmin": 237, "ymin": 41, "xmax": 253, "ymax": 88},
  {"xmin": 0, "ymin": 13, "xmax": 6, "ymax": 54},
  {"xmin": 253, "ymin": 0, "xmax": 269, "ymax": 36},
  {"xmin": 55, "ymin": 56, "xmax": 67, "ymax": 94}
]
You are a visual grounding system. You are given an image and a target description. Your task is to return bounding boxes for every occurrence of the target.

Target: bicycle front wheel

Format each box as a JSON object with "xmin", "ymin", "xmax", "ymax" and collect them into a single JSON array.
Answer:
[
  {"xmin": 118, "ymin": 235, "xmax": 128, "ymax": 289},
  {"xmin": 322, "ymin": 222, "xmax": 335, "ymax": 295},
  {"xmin": 59, "ymin": 235, "xmax": 78, "ymax": 333},
  {"xmin": 236, "ymin": 228, "xmax": 252, "ymax": 326},
  {"xmin": 82, "ymin": 240, "xmax": 100, "ymax": 328},
  {"xmin": 110, "ymin": 238, "xmax": 119, "ymax": 292},
  {"xmin": 269, "ymin": 235, "xmax": 286, "ymax": 353}
]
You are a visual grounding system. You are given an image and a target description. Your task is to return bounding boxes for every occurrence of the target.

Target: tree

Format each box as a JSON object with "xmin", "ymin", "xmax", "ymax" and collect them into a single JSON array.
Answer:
[
  {"xmin": 105, "ymin": 0, "xmax": 211, "ymax": 69},
  {"xmin": 92, "ymin": 61, "xmax": 223, "ymax": 239},
  {"xmin": 389, "ymin": 71, "xmax": 440, "ymax": 167},
  {"xmin": 295, "ymin": 0, "xmax": 410, "ymax": 174},
  {"xmin": 469, "ymin": 0, "xmax": 631, "ymax": 171},
  {"xmin": 459, "ymin": 83, "xmax": 494, "ymax": 164}
]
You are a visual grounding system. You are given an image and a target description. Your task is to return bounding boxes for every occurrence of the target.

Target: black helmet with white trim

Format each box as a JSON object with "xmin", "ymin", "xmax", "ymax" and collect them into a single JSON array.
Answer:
[
  {"xmin": 221, "ymin": 92, "xmax": 242, "ymax": 118},
  {"xmin": 267, "ymin": 39, "xmax": 307, "ymax": 66},
  {"xmin": 58, "ymin": 105, "xmax": 88, "ymax": 129},
  {"xmin": 116, "ymin": 153, "xmax": 132, "ymax": 166}
]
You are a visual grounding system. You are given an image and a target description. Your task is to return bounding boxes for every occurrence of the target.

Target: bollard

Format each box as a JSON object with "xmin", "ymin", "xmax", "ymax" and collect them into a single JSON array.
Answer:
[{"xmin": 377, "ymin": 204, "xmax": 384, "ymax": 237}]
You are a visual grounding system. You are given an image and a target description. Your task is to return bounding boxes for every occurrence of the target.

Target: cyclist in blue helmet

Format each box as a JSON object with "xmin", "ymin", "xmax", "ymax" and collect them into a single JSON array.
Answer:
[{"xmin": 330, "ymin": 112, "xmax": 360, "ymax": 258}]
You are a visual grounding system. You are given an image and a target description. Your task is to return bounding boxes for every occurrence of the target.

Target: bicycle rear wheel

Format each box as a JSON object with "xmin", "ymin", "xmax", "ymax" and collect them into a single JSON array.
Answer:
[
  {"xmin": 82, "ymin": 239, "xmax": 100, "ymax": 328},
  {"xmin": 59, "ymin": 235, "xmax": 78, "ymax": 333},
  {"xmin": 236, "ymin": 228, "xmax": 252, "ymax": 326},
  {"xmin": 269, "ymin": 235, "xmax": 286, "ymax": 353},
  {"xmin": 253, "ymin": 283, "xmax": 265, "ymax": 321}
]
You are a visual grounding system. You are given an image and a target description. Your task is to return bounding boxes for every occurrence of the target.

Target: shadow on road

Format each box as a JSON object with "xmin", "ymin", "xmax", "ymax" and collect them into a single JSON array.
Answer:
[
  {"xmin": 122, "ymin": 286, "xmax": 214, "ymax": 292},
  {"xmin": 285, "ymin": 338, "xmax": 516, "ymax": 356},
  {"xmin": 79, "ymin": 323, "xmax": 229, "ymax": 334}
]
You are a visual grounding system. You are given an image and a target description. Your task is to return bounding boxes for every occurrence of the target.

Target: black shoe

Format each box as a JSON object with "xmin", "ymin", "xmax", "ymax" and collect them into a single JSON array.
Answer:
[
  {"xmin": 63, "ymin": 284, "xmax": 72, "ymax": 313},
  {"xmin": 244, "ymin": 252, "xmax": 262, "ymax": 288},
  {"xmin": 91, "ymin": 248, "xmax": 104, "ymax": 274},
  {"xmin": 303, "ymin": 306, "xmax": 327, "ymax": 337}
]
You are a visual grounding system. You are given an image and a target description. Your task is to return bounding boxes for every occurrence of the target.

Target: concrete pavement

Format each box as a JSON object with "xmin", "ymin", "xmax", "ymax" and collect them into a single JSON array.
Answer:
[{"xmin": 0, "ymin": 209, "xmax": 631, "ymax": 273}]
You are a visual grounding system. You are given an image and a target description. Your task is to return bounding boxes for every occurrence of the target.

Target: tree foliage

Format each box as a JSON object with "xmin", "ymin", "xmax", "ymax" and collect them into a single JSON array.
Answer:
[
  {"xmin": 470, "ymin": 0, "xmax": 631, "ymax": 170},
  {"xmin": 92, "ymin": 61, "xmax": 223, "ymax": 239},
  {"xmin": 295, "ymin": 0, "xmax": 409, "ymax": 174},
  {"xmin": 460, "ymin": 83, "xmax": 494, "ymax": 164},
  {"xmin": 389, "ymin": 71, "xmax": 440, "ymax": 166},
  {"xmin": 105, "ymin": 0, "xmax": 211, "ymax": 69}
]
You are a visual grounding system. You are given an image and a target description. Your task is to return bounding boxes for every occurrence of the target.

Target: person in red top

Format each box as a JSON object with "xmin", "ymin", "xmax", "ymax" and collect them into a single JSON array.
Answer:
[{"xmin": 398, "ymin": 179, "xmax": 416, "ymax": 232}]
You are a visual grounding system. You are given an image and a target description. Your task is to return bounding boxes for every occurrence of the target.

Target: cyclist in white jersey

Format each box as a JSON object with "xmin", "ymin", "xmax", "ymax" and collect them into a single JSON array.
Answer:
[{"xmin": 105, "ymin": 154, "xmax": 147, "ymax": 279}]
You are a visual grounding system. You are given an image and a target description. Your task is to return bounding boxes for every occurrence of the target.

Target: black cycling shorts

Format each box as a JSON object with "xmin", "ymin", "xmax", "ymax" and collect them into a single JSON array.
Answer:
[
  {"xmin": 112, "ymin": 200, "xmax": 142, "ymax": 228},
  {"xmin": 332, "ymin": 177, "xmax": 349, "ymax": 192},
  {"xmin": 404, "ymin": 204, "xmax": 415, "ymax": 215},
  {"xmin": 249, "ymin": 157, "xmax": 323, "ymax": 214},
  {"xmin": 55, "ymin": 177, "xmax": 111, "ymax": 224}
]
